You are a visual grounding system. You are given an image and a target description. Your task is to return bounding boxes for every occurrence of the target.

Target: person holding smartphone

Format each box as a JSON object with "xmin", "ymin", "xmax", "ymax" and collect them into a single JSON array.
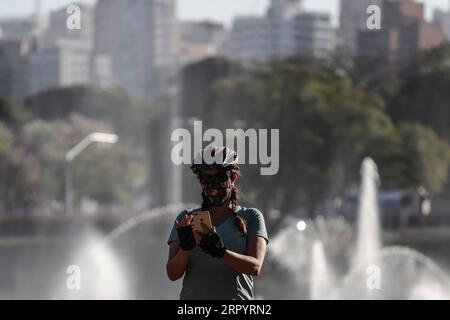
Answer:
[{"xmin": 166, "ymin": 146, "xmax": 269, "ymax": 300}]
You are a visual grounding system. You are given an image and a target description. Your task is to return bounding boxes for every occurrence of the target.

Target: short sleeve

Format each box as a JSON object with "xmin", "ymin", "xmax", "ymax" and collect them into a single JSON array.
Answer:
[
  {"xmin": 167, "ymin": 210, "xmax": 189, "ymax": 245},
  {"xmin": 244, "ymin": 208, "xmax": 269, "ymax": 244}
]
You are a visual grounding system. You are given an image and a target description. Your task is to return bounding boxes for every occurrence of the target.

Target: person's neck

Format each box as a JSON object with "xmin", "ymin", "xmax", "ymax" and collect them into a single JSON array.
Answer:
[{"xmin": 208, "ymin": 201, "xmax": 233, "ymax": 225}]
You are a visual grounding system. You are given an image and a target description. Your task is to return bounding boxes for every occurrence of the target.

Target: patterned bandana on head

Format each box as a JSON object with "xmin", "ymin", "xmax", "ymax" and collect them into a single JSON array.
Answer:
[{"xmin": 200, "ymin": 171, "xmax": 233, "ymax": 206}]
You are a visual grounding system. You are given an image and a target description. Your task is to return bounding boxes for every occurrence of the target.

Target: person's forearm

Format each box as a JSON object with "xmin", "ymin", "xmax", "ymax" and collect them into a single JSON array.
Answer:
[
  {"xmin": 166, "ymin": 249, "xmax": 191, "ymax": 281},
  {"xmin": 221, "ymin": 250, "xmax": 262, "ymax": 276}
]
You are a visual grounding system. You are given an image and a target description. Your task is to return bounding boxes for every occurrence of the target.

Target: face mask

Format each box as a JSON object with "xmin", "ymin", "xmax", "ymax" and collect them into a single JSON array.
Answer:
[{"xmin": 200, "ymin": 172, "xmax": 233, "ymax": 206}]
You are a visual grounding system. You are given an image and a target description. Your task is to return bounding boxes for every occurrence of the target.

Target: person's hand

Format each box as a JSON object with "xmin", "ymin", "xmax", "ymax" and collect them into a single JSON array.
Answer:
[
  {"xmin": 175, "ymin": 215, "xmax": 196, "ymax": 251},
  {"xmin": 194, "ymin": 223, "xmax": 226, "ymax": 259}
]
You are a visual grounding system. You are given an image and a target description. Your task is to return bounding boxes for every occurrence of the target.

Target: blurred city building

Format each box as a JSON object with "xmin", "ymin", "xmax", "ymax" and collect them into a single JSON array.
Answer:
[
  {"xmin": 179, "ymin": 20, "xmax": 226, "ymax": 65},
  {"xmin": 356, "ymin": 0, "xmax": 445, "ymax": 78},
  {"xmin": 293, "ymin": 13, "xmax": 336, "ymax": 61},
  {"xmin": 434, "ymin": 6, "xmax": 450, "ymax": 42},
  {"xmin": 0, "ymin": 2, "xmax": 48, "ymax": 41},
  {"xmin": 0, "ymin": 2, "xmax": 113, "ymax": 100},
  {"xmin": 0, "ymin": 17, "xmax": 46, "ymax": 40},
  {"xmin": 0, "ymin": 4, "xmax": 47, "ymax": 100},
  {"xmin": 269, "ymin": 0, "xmax": 303, "ymax": 19},
  {"xmin": 0, "ymin": 38, "xmax": 31, "ymax": 99},
  {"xmin": 1, "ymin": 0, "xmax": 448, "ymax": 101},
  {"xmin": 29, "ymin": 3, "xmax": 113, "ymax": 95},
  {"xmin": 221, "ymin": 0, "xmax": 335, "ymax": 62},
  {"xmin": 29, "ymin": 38, "xmax": 92, "ymax": 95},
  {"xmin": 94, "ymin": 0, "xmax": 178, "ymax": 101},
  {"xmin": 339, "ymin": 0, "xmax": 382, "ymax": 58},
  {"xmin": 47, "ymin": 3, "xmax": 94, "ymax": 43},
  {"xmin": 221, "ymin": 16, "xmax": 273, "ymax": 61}
]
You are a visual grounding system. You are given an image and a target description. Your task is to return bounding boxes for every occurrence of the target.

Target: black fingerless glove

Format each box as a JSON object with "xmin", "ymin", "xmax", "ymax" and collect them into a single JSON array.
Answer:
[
  {"xmin": 176, "ymin": 225, "xmax": 196, "ymax": 251},
  {"xmin": 199, "ymin": 231, "xmax": 226, "ymax": 259}
]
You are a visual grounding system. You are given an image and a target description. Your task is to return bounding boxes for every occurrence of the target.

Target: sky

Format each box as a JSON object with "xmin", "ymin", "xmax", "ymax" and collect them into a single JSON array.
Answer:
[{"xmin": 0, "ymin": 0, "xmax": 449, "ymax": 27}]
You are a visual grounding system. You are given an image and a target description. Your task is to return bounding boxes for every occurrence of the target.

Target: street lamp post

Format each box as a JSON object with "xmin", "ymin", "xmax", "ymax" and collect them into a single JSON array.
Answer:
[{"xmin": 64, "ymin": 132, "xmax": 118, "ymax": 215}]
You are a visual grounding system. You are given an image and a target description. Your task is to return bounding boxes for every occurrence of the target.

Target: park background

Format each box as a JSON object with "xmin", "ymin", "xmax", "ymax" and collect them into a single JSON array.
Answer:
[{"xmin": 1, "ymin": 0, "xmax": 450, "ymax": 299}]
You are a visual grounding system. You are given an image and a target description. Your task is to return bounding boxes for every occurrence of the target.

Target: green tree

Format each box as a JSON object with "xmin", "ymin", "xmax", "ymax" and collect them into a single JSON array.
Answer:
[
  {"xmin": 0, "ymin": 122, "xmax": 40, "ymax": 212},
  {"xmin": 194, "ymin": 59, "xmax": 450, "ymax": 217},
  {"xmin": 208, "ymin": 62, "xmax": 396, "ymax": 214},
  {"xmin": 25, "ymin": 85, "xmax": 155, "ymax": 146},
  {"xmin": 386, "ymin": 44, "xmax": 450, "ymax": 142},
  {"xmin": 21, "ymin": 114, "xmax": 148, "ymax": 212},
  {"xmin": 0, "ymin": 95, "xmax": 30, "ymax": 128},
  {"xmin": 397, "ymin": 123, "xmax": 450, "ymax": 193}
]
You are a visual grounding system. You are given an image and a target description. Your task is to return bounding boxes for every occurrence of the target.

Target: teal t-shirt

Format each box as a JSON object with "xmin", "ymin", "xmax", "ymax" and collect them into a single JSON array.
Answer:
[{"xmin": 167, "ymin": 206, "xmax": 269, "ymax": 300}]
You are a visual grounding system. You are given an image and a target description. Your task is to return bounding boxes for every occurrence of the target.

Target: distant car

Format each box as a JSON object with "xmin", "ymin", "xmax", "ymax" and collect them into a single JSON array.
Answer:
[{"xmin": 337, "ymin": 189, "xmax": 429, "ymax": 229}]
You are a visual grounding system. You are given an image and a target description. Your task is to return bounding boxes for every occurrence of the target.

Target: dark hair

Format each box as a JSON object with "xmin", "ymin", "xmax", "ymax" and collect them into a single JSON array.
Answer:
[
  {"xmin": 230, "ymin": 182, "xmax": 248, "ymax": 236},
  {"xmin": 198, "ymin": 167, "xmax": 247, "ymax": 236}
]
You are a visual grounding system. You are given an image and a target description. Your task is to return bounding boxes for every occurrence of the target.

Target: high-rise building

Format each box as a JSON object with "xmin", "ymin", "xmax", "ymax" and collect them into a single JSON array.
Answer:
[
  {"xmin": 0, "ymin": 0, "xmax": 47, "ymax": 40},
  {"xmin": 0, "ymin": 16, "xmax": 48, "ymax": 40},
  {"xmin": 293, "ymin": 13, "xmax": 336, "ymax": 61},
  {"xmin": 47, "ymin": 3, "xmax": 94, "ymax": 44},
  {"xmin": 222, "ymin": 0, "xmax": 335, "ymax": 62},
  {"xmin": 28, "ymin": 38, "xmax": 92, "ymax": 95},
  {"xmin": 339, "ymin": 0, "xmax": 382, "ymax": 56},
  {"xmin": 0, "ymin": 3, "xmax": 113, "ymax": 100},
  {"xmin": 221, "ymin": 17, "xmax": 274, "ymax": 62},
  {"xmin": 179, "ymin": 21, "xmax": 226, "ymax": 65},
  {"xmin": 0, "ymin": 39, "xmax": 30, "ymax": 99},
  {"xmin": 434, "ymin": 8, "xmax": 450, "ymax": 42},
  {"xmin": 94, "ymin": 0, "xmax": 178, "ymax": 100},
  {"xmin": 357, "ymin": 0, "xmax": 445, "ymax": 78},
  {"xmin": 0, "ymin": 11, "xmax": 45, "ymax": 100},
  {"xmin": 268, "ymin": 0, "xmax": 304, "ymax": 19},
  {"xmin": 180, "ymin": 21, "xmax": 225, "ymax": 45}
]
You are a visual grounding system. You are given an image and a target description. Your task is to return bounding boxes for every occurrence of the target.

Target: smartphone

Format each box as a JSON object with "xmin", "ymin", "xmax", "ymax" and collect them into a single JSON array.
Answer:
[{"xmin": 191, "ymin": 211, "xmax": 213, "ymax": 234}]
